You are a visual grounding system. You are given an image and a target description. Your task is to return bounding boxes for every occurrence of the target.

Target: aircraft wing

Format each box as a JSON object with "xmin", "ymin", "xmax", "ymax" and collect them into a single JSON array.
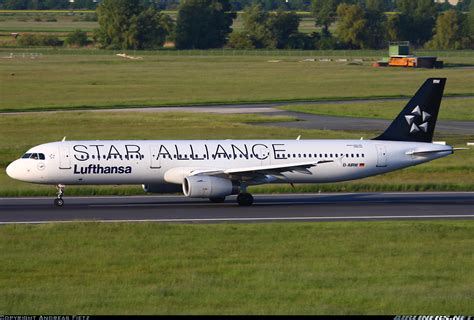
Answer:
[{"xmin": 190, "ymin": 160, "xmax": 334, "ymax": 182}]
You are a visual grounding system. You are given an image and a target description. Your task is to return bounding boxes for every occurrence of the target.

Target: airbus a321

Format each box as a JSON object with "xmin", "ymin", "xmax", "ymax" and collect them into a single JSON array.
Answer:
[{"xmin": 6, "ymin": 78, "xmax": 459, "ymax": 207}]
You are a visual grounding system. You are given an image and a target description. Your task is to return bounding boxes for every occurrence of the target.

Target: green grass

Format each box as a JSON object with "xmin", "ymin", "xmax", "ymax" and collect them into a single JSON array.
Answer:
[
  {"xmin": 280, "ymin": 97, "xmax": 474, "ymax": 121},
  {"xmin": 0, "ymin": 111, "xmax": 472, "ymax": 196},
  {"xmin": 0, "ymin": 221, "xmax": 473, "ymax": 314},
  {"xmin": 1, "ymin": 51, "xmax": 473, "ymax": 112}
]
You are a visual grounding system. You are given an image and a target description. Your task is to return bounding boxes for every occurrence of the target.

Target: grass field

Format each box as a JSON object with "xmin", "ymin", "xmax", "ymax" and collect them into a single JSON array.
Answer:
[
  {"xmin": 1, "ymin": 51, "xmax": 473, "ymax": 112},
  {"xmin": 0, "ymin": 111, "xmax": 472, "ymax": 196},
  {"xmin": 1, "ymin": 221, "xmax": 473, "ymax": 314},
  {"xmin": 281, "ymin": 97, "xmax": 474, "ymax": 121}
]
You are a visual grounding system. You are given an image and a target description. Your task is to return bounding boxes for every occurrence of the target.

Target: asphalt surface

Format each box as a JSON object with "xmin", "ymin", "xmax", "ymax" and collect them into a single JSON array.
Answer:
[
  {"xmin": 1, "ymin": 192, "xmax": 473, "ymax": 224},
  {"xmin": 255, "ymin": 111, "xmax": 474, "ymax": 135},
  {"xmin": 5, "ymin": 97, "xmax": 472, "ymax": 134}
]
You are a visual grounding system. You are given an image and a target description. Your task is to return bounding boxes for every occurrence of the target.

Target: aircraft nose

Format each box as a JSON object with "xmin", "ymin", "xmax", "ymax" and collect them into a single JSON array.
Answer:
[{"xmin": 6, "ymin": 160, "xmax": 21, "ymax": 180}]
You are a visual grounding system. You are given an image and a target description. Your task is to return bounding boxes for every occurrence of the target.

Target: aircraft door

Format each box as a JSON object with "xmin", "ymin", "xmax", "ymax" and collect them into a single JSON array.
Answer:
[
  {"xmin": 375, "ymin": 144, "xmax": 388, "ymax": 167},
  {"xmin": 59, "ymin": 146, "xmax": 71, "ymax": 169},
  {"xmin": 150, "ymin": 145, "xmax": 161, "ymax": 169}
]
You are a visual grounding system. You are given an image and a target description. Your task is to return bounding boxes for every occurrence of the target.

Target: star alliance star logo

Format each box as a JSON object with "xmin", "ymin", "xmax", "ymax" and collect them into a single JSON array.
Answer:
[{"xmin": 405, "ymin": 105, "xmax": 431, "ymax": 134}]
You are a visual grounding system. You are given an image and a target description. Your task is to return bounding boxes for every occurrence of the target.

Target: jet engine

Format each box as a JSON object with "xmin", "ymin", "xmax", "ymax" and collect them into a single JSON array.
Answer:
[
  {"xmin": 183, "ymin": 175, "xmax": 239, "ymax": 198},
  {"xmin": 142, "ymin": 183, "xmax": 182, "ymax": 194}
]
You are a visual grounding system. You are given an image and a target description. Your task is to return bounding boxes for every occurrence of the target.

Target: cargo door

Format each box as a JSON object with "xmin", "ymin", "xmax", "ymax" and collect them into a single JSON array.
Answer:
[{"xmin": 375, "ymin": 144, "xmax": 388, "ymax": 167}]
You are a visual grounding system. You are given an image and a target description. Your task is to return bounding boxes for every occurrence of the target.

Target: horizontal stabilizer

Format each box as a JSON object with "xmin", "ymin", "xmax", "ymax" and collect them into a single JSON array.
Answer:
[{"xmin": 405, "ymin": 149, "xmax": 452, "ymax": 155}]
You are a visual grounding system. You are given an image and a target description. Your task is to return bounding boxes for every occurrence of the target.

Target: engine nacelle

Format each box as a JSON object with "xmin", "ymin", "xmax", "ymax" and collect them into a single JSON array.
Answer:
[
  {"xmin": 142, "ymin": 183, "xmax": 182, "ymax": 194},
  {"xmin": 183, "ymin": 176, "xmax": 239, "ymax": 198}
]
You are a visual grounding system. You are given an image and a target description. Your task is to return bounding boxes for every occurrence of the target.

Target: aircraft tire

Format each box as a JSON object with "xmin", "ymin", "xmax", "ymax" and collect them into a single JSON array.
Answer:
[
  {"xmin": 237, "ymin": 193, "xmax": 254, "ymax": 206},
  {"xmin": 54, "ymin": 198, "xmax": 64, "ymax": 207}
]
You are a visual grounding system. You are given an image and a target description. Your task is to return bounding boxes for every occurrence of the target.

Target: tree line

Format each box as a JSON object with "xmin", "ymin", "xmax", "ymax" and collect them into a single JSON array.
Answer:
[
  {"xmin": 93, "ymin": 0, "xmax": 474, "ymax": 50},
  {"xmin": 4, "ymin": 0, "xmax": 474, "ymax": 50},
  {"xmin": 1, "ymin": 0, "xmax": 471, "ymax": 12}
]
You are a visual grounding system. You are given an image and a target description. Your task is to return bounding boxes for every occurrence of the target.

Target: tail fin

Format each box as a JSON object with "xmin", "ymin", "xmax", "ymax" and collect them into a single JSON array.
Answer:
[{"xmin": 374, "ymin": 78, "xmax": 446, "ymax": 142}]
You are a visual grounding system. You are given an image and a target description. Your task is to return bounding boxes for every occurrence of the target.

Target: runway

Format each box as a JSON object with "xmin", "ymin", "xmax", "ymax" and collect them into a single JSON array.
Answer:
[{"xmin": 1, "ymin": 192, "xmax": 473, "ymax": 225}]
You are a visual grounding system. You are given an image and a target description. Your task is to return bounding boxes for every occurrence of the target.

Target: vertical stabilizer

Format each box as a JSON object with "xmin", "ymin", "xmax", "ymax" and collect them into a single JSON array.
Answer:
[{"xmin": 374, "ymin": 78, "xmax": 446, "ymax": 142}]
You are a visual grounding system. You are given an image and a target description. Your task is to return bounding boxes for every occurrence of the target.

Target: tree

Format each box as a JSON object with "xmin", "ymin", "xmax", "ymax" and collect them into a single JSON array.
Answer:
[
  {"xmin": 469, "ymin": 0, "xmax": 474, "ymax": 39},
  {"xmin": 1, "ymin": 0, "xmax": 28, "ymax": 9},
  {"xmin": 175, "ymin": 0, "xmax": 236, "ymax": 49},
  {"xmin": 65, "ymin": 29, "xmax": 89, "ymax": 47},
  {"xmin": 336, "ymin": 3, "xmax": 367, "ymax": 48},
  {"xmin": 395, "ymin": 0, "xmax": 438, "ymax": 46},
  {"xmin": 226, "ymin": 31, "xmax": 255, "ymax": 49},
  {"xmin": 312, "ymin": 0, "xmax": 340, "ymax": 36},
  {"xmin": 126, "ymin": 7, "xmax": 173, "ymax": 50},
  {"xmin": 267, "ymin": 10, "xmax": 301, "ymax": 49},
  {"xmin": 241, "ymin": 4, "xmax": 276, "ymax": 48},
  {"xmin": 364, "ymin": 0, "xmax": 387, "ymax": 12},
  {"xmin": 427, "ymin": 9, "xmax": 472, "ymax": 49},
  {"xmin": 359, "ymin": 0, "xmax": 387, "ymax": 49},
  {"xmin": 95, "ymin": 0, "xmax": 172, "ymax": 50},
  {"xmin": 239, "ymin": 4, "xmax": 304, "ymax": 49},
  {"xmin": 386, "ymin": 14, "xmax": 402, "ymax": 42}
]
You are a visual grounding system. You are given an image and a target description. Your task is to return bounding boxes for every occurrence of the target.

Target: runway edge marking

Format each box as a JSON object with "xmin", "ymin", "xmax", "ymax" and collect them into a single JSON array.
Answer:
[{"xmin": 1, "ymin": 214, "xmax": 474, "ymax": 225}]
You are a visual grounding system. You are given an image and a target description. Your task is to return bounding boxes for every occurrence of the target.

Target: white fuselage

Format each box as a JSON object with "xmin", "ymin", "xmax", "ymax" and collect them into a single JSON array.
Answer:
[{"xmin": 6, "ymin": 139, "xmax": 452, "ymax": 187}]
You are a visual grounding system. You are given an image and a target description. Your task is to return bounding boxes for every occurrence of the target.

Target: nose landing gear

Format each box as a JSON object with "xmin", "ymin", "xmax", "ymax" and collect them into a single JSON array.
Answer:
[{"xmin": 54, "ymin": 184, "xmax": 65, "ymax": 207}]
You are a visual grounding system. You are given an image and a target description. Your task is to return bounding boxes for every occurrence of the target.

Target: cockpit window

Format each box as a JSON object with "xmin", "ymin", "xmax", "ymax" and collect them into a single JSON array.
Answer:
[{"xmin": 22, "ymin": 153, "xmax": 45, "ymax": 160}]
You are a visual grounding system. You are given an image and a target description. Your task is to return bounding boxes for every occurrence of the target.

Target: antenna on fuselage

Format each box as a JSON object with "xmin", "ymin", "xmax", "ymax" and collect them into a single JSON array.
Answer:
[
  {"xmin": 296, "ymin": 135, "xmax": 301, "ymax": 140},
  {"xmin": 62, "ymin": 136, "xmax": 66, "ymax": 141}
]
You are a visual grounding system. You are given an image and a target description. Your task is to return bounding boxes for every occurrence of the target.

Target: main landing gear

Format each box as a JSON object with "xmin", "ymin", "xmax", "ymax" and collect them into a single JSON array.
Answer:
[
  {"xmin": 209, "ymin": 193, "xmax": 254, "ymax": 206},
  {"xmin": 237, "ymin": 193, "xmax": 254, "ymax": 206},
  {"xmin": 54, "ymin": 184, "xmax": 65, "ymax": 207}
]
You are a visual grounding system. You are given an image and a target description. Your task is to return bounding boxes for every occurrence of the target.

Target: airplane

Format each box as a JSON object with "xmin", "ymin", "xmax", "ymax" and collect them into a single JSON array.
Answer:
[{"xmin": 6, "ymin": 78, "xmax": 461, "ymax": 207}]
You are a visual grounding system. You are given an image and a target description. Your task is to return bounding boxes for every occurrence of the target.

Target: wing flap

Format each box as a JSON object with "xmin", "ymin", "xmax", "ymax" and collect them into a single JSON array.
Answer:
[{"xmin": 191, "ymin": 160, "xmax": 334, "ymax": 179}]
